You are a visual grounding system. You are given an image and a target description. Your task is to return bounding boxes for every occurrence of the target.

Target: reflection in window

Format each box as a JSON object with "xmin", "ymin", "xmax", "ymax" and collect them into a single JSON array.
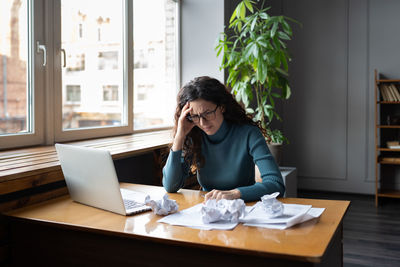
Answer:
[
  {"xmin": 103, "ymin": 85, "xmax": 118, "ymax": 101},
  {"xmin": 66, "ymin": 85, "xmax": 81, "ymax": 102},
  {"xmin": 98, "ymin": 51, "xmax": 118, "ymax": 70}
]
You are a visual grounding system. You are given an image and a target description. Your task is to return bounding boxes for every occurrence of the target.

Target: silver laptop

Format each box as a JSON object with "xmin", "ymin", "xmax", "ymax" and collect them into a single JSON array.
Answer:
[{"xmin": 55, "ymin": 143, "xmax": 151, "ymax": 215}]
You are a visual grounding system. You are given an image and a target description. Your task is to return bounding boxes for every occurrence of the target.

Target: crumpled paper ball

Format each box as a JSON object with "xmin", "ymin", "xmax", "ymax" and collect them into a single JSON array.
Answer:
[
  {"xmin": 260, "ymin": 192, "xmax": 284, "ymax": 217},
  {"xmin": 201, "ymin": 198, "xmax": 246, "ymax": 224},
  {"xmin": 145, "ymin": 194, "xmax": 179, "ymax": 215}
]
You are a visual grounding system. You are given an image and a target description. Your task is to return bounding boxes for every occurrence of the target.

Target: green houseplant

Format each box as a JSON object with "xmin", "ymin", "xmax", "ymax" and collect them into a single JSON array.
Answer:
[{"xmin": 216, "ymin": 0, "xmax": 297, "ymax": 146}]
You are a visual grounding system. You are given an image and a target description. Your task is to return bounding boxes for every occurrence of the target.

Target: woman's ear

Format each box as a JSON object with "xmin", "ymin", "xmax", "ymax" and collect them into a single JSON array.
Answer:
[{"xmin": 220, "ymin": 105, "xmax": 225, "ymax": 113}]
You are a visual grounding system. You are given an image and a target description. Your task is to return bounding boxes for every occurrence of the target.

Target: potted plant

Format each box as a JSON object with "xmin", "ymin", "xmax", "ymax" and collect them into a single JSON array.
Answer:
[{"xmin": 215, "ymin": 0, "xmax": 298, "ymax": 164}]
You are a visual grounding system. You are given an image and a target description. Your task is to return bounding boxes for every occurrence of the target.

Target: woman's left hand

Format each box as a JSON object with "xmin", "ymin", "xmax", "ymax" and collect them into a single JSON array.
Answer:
[{"xmin": 204, "ymin": 189, "xmax": 241, "ymax": 202}]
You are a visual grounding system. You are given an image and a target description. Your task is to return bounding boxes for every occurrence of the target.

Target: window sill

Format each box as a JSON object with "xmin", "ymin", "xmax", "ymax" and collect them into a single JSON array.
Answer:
[{"xmin": 0, "ymin": 129, "xmax": 172, "ymax": 212}]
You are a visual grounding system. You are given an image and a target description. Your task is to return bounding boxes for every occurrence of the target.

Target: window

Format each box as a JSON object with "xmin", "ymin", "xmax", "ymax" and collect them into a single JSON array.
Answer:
[
  {"xmin": 66, "ymin": 85, "xmax": 81, "ymax": 102},
  {"xmin": 66, "ymin": 53, "xmax": 85, "ymax": 72},
  {"xmin": 0, "ymin": 0, "xmax": 180, "ymax": 149},
  {"xmin": 103, "ymin": 85, "xmax": 118, "ymax": 101},
  {"xmin": 98, "ymin": 51, "xmax": 118, "ymax": 70}
]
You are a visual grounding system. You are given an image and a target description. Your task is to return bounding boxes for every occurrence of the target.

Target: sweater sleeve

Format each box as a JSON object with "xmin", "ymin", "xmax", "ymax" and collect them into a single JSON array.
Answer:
[
  {"xmin": 237, "ymin": 128, "xmax": 285, "ymax": 202},
  {"xmin": 162, "ymin": 149, "xmax": 191, "ymax": 193}
]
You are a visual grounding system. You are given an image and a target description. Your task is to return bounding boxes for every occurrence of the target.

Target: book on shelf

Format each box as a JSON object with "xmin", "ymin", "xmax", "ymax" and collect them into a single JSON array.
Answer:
[
  {"xmin": 386, "ymin": 141, "xmax": 400, "ymax": 148},
  {"xmin": 380, "ymin": 83, "xmax": 400, "ymax": 102},
  {"xmin": 387, "ymin": 84, "xmax": 397, "ymax": 101},
  {"xmin": 390, "ymin": 84, "xmax": 400, "ymax": 101},
  {"xmin": 387, "ymin": 84, "xmax": 398, "ymax": 101},
  {"xmin": 380, "ymin": 84, "xmax": 390, "ymax": 101},
  {"xmin": 380, "ymin": 157, "xmax": 400, "ymax": 164}
]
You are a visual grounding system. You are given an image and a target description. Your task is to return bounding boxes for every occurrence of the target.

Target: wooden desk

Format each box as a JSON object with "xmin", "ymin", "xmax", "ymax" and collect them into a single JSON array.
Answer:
[{"xmin": 4, "ymin": 184, "xmax": 349, "ymax": 267}]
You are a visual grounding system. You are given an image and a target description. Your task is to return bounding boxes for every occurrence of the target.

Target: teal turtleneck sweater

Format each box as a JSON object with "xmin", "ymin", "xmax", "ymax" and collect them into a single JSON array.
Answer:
[{"xmin": 162, "ymin": 120, "xmax": 285, "ymax": 202}]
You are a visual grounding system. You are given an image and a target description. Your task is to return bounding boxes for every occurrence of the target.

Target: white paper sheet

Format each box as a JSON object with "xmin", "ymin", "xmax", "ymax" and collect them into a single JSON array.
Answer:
[
  {"xmin": 242, "ymin": 203, "xmax": 325, "ymax": 230},
  {"xmin": 158, "ymin": 203, "xmax": 239, "ymax": 230}
]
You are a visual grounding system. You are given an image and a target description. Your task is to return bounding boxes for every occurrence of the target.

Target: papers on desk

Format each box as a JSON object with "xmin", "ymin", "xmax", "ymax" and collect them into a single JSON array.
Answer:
[
  {"xmin": 241, "ymin": 204, "xmax": 325, "ymax": 230},
  {"xmin": 158, "ymin": 202, "xmax": 325, "ymax": 231},
  {"xmin": 158, "ymin": 203, "xmax": 239, "ymax": 230}
]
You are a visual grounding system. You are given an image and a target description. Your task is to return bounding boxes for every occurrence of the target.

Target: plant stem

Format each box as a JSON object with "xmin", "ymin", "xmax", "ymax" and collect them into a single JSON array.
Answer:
[{"xmin": 255, "ymin": 83, "xmax": 266, "ymax": 130}]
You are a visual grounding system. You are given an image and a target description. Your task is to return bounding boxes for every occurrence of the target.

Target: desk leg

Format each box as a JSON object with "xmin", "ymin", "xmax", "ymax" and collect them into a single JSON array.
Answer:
[{"xmin": 317, "ymin": 223, "xmax": 343, "ymax": 267}]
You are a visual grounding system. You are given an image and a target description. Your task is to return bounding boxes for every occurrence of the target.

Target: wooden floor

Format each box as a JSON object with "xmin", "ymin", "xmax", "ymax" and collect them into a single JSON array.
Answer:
[{"xmin": 298, "ymin": 190, "xmax": 400, "ymax": 267}]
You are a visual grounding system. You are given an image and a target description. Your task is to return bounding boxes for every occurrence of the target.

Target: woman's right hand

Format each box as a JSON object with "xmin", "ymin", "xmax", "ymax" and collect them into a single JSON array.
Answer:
[{"xmin": 172, "ymin": 102, "xmax": 194, "ymax": 151}]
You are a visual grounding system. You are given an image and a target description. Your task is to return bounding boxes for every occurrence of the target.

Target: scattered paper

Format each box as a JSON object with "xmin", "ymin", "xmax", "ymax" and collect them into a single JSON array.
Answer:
[
  {"xmin": 145, "ymin": 194, "xmax": 179, "ymax": 215},
  {"xmin": 242, "ymin": 203, "xmax": 325, "ymax": 230},
  {"xmin": 201, "ymin": 199, "xmax": 246, "ymax": 224},
  {"xmin": 157, "ymin": 194, "xmax": 325, "ymax": 231},
  {"xmin": 158, "ymin": 204, "xmax": 239, "ymax": 230}
]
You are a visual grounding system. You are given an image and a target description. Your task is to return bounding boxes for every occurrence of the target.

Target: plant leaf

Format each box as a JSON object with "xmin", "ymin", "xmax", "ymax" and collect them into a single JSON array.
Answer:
[
  {"xmin": 276, "ymin": 67, "xmax": 288, "ymax": 76},
  {"xmin": 246, "ymin": 108, "xmax": 255, "ymax": 114},
  {"xmin": 251, "ymin": 16, "xmax": 257, "ymax": 31},
  {"xmin": 240, "ymin": 2, "xmax": 246, "ymax": 20},
  {"xmin": 259, "ymin": 12, "xmax": 269, "ymax": 20},
  {"xmin": 278, "ymin": 31, "xmax": 291, "ymax": 40},
  {"xmin": 230, "ymin": 4, "xmax": 238, "ymax": 23},
  {"xmin": 271, "ymin": 22, "xmax": 278, "ymax": 37},
  {"xmin": 282, "ymin": 19, "xmax": 292, "ymax": 35},
  {"xmin": 257, "ymin": 58, "xmax": 267, "ymax": 84},
  {"xmin": 283, "ymin": 83, "xmax": 291, "ymax": 99},
  {"xmin": 244, "ymin": 0, "xmax": 254, "ymax": 13},
  {"xmin": 238, "ymin": 21, "xmax": 243, "ymax": 32},
  {"xmin": 280, "ymin": 51, "xmax": 288, "ymax": 71}
]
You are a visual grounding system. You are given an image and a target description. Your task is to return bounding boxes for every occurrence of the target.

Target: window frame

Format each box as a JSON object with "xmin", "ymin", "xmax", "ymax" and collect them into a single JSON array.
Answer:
[{"xmin": 1, "ymin": 0, "xmax": 180, "ymax": 149}]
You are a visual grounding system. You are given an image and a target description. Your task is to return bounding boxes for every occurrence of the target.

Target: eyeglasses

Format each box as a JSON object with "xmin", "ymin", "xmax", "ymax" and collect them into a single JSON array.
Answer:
[{"xmin": 187, "ymin": 105, "xmax": 219, "ymax": 123}]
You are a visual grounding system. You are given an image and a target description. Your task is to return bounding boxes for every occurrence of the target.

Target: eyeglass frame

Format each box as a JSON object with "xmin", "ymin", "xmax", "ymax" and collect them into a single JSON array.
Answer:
[{"xmin": 186, "ymin": 105, "xmax": 219, "ymax": 123}]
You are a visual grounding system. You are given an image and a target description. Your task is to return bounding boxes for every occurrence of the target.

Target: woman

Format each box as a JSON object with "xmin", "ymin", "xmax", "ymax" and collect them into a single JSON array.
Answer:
[{"xmin": 162, "ymin": 76, "xmax": 285, "ymax": 202}]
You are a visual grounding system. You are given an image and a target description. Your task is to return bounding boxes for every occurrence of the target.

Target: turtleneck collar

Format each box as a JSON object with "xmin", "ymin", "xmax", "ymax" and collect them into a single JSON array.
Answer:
[{"xmin": 204, "ymin": 120, "xmax": 230, "ymax": 143}]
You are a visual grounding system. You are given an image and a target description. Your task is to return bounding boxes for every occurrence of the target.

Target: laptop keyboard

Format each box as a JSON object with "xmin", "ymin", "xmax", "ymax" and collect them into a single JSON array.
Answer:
[{"xmin": 123, "ymin": 199, "xmax": 143, "ymax": 210}]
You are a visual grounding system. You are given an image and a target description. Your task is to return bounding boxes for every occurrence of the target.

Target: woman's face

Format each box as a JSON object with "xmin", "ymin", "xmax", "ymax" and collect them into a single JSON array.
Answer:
[{"xmin": 188, "ymin": 99, "xmax": 224, "ymax": 135}]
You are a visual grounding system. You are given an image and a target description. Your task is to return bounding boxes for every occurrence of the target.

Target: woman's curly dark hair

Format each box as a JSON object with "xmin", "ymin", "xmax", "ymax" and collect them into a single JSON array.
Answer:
[{"xmin": 172, "ymin": 76, "xmax": 267, "ymax": 173}]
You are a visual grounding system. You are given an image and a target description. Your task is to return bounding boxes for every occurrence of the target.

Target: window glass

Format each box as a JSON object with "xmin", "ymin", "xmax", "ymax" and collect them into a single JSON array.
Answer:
[
  {"xmin": 61, "ymin": 0, "xmax": 125, "ymax": 130},
  {"xmin": 0, "ymin": 0, "xmax": 31, "ymax": 135},
  {"xmin": 133, "ymin": 0, "xmax": 178, "ymax": 130}
]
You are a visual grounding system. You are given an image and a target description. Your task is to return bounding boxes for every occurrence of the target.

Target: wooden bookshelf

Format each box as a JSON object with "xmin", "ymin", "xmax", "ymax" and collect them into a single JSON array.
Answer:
[{"xmin": 374, "ymin": 69, "xmax": 400, "ymax": 206}]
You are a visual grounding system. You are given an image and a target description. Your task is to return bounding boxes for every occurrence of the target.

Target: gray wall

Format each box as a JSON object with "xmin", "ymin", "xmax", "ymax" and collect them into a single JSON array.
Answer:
[
  {"xmin": 180, "ymin": 0, "xmax": 400, "ymax": 195},
  {"xmin": 281, "ymin": 0, "xmax": 400, "ymax": 194},
  {"xmin": 181, "ymin": 0, "xmax": 224, "ymax": 85}
]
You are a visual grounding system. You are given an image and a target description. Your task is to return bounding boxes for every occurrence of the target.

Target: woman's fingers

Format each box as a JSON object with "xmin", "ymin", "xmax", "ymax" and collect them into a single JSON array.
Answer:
[
  {"xmin": 204, "ymin": 189, "xmax": 216, "ymax": 202},
  {"xmin": 204, "ymin": 189, "xmax": 241, "ymax": 202}
]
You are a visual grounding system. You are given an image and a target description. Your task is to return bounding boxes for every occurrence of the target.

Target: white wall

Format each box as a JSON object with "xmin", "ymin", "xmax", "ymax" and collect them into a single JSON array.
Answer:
[{"xmin": 180, "ymin": 0, "xmax": 224, "ymax": 86}]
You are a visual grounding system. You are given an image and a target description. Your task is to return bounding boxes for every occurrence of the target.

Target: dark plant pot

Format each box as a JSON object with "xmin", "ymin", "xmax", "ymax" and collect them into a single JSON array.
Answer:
[{"xmin": 267, "ymin": 143, "xmax": 282, "ymax": 165}]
